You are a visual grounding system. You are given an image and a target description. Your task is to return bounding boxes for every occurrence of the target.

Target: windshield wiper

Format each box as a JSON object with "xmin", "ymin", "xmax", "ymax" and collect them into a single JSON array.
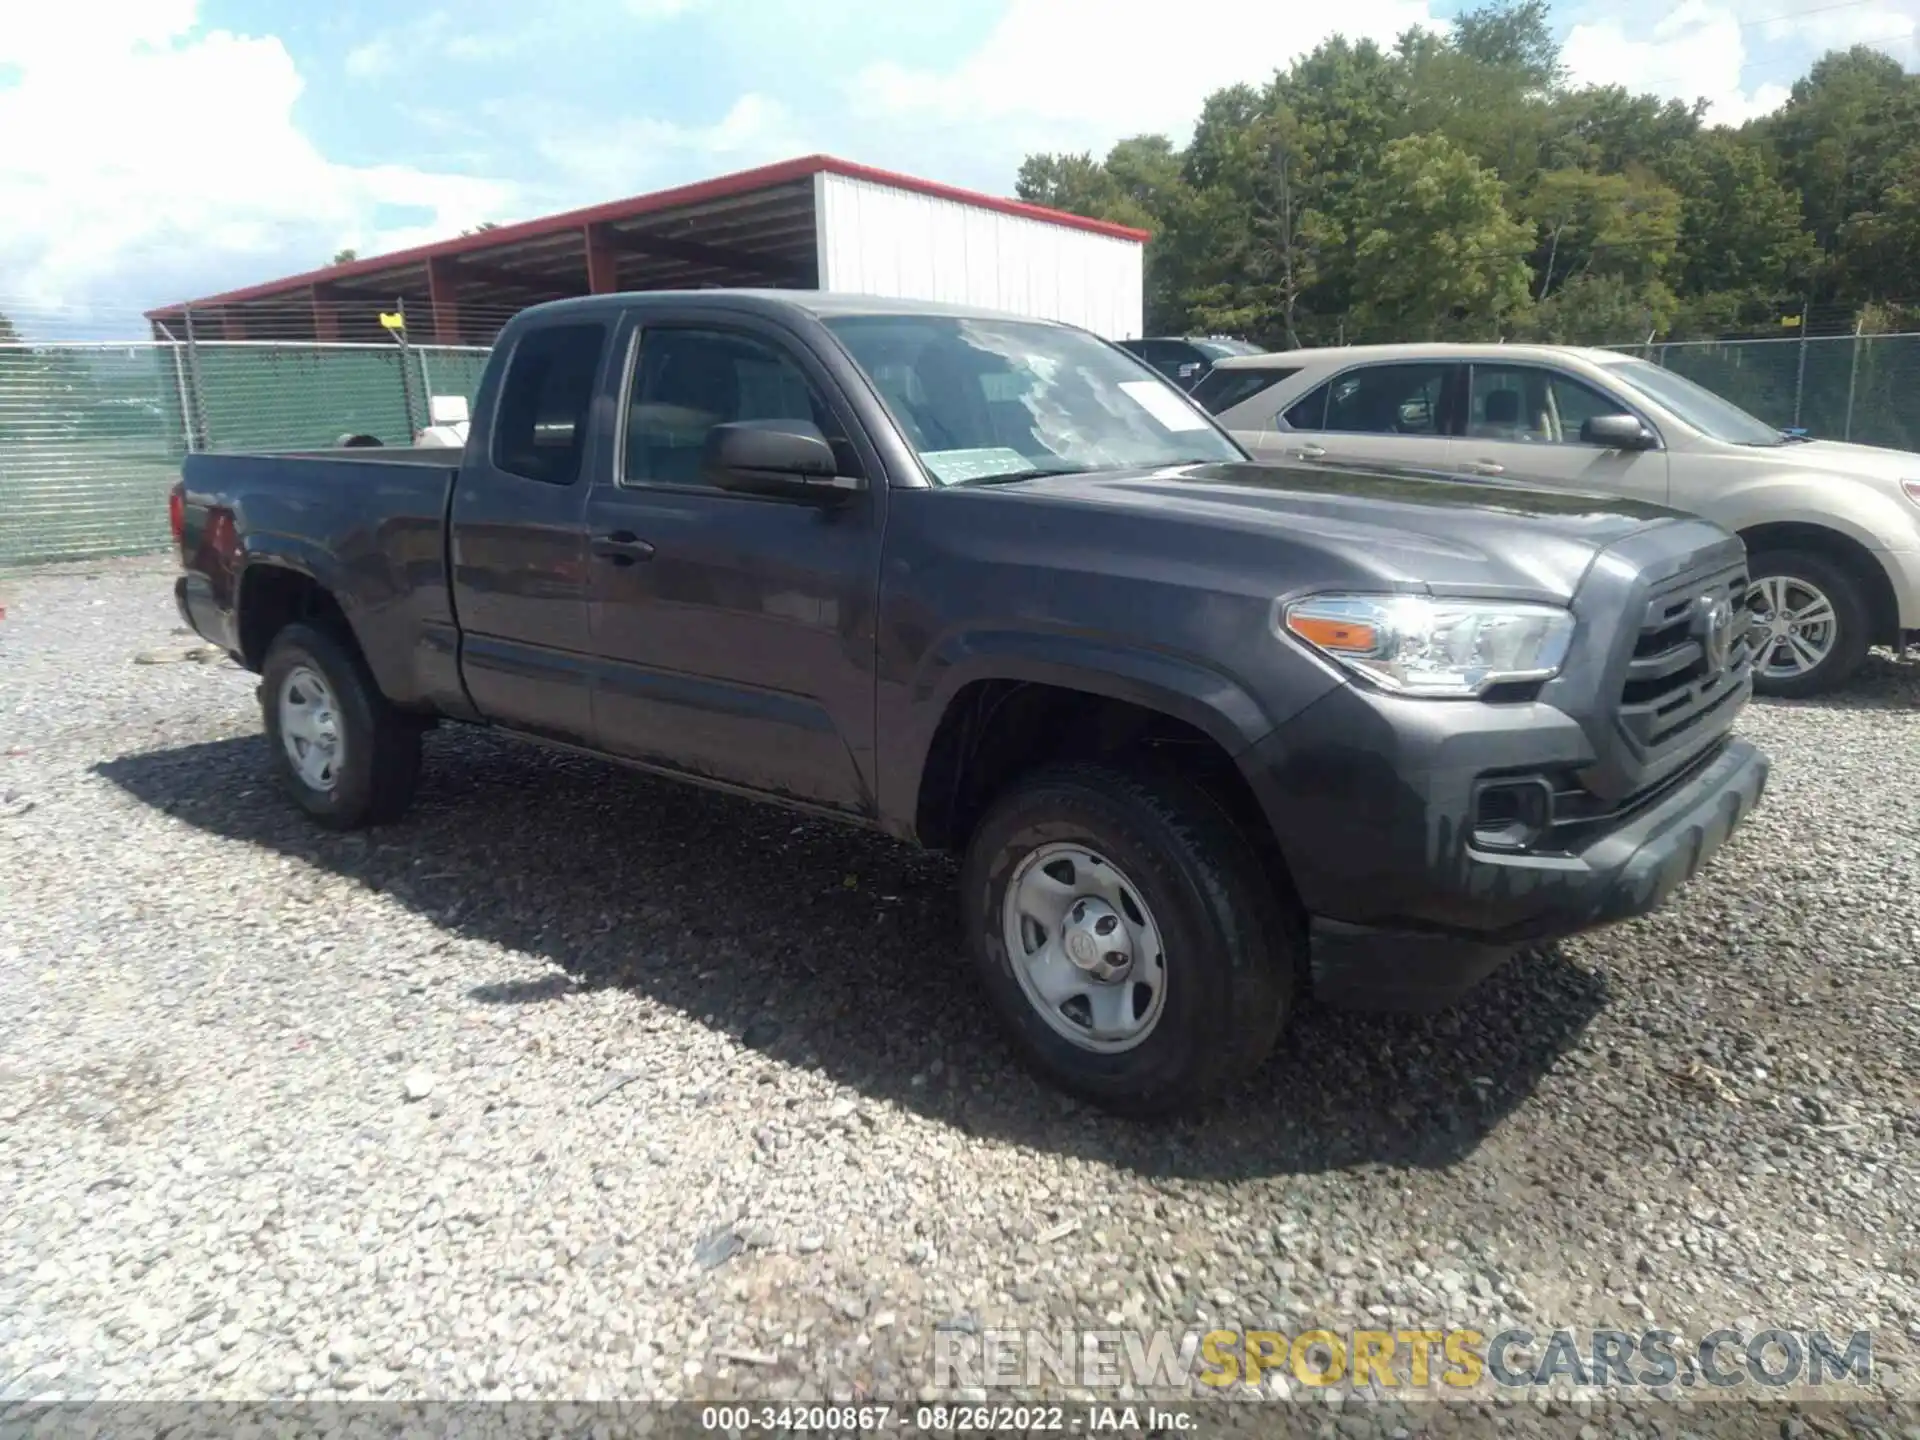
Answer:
[
  {"xmin": 949, "ymin": 464, "xmax": 1100, "ymax": 487},
  {"xmin": 1779, "ymin": 428, "xmax": 1814, "ymax": 443}
]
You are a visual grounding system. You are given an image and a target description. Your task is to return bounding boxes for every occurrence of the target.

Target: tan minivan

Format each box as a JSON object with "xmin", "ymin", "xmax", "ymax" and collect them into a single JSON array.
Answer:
[{"xmin": 1195, "ymin": 342, "xmax": 1920, "ymax": 697}]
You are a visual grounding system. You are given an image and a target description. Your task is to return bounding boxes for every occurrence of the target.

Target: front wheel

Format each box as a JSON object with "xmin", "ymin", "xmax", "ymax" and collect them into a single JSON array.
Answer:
[
  {"xmin": 1746, "ymin": 550, "xmax": 1871, "ymax": 699},
  {"xmin": 261, "ymin": 623, "xmax": 422, "ymax": 829},
  {"xmin": 960, "ymin": 763, "xmax": 1297, "ymax": 1117}
]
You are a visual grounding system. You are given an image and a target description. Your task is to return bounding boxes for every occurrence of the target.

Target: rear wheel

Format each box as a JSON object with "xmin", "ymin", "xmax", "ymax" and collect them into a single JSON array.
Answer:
[
  {"xmin": 960, "ymin": 763, "xmax": 1296, "ymax": 1116},
  {"xmin": 1746, "ymin": 549, "xmax": 1870, "ymax": 699},
  {"xmin": 261, "ymin": 622, "xmax": 422, "ymax": 828}
]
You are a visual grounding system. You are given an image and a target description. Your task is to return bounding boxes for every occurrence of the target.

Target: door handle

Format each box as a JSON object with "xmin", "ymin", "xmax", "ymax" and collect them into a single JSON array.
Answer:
[
  {"xmin": 1288, "ymin": 443, "xmax": 1327, "ymax": 460},
  {"xmin": 1462, "ymin": 459, "xmax": 1505, "ymax": 476},
  {"xmin": 591, "ymin": 531, "xmax": 655, "ymax": 565}
]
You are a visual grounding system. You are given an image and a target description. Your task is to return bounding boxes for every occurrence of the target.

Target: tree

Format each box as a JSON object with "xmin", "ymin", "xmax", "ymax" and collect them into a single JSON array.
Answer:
[
  {"xmin": 1760, "ymin": 46, "xmax": 1917, "ymax": 259},
  {"xmin": 1523, "ymin": 168, "xmax": 1680, "ymax": 330},
  {"xmin": 1659, "ymin": 132, "xmax": 1814, "ymax": 300},
  {"xmin": 1451, "ymin": 0, "xmax": 1561, "ymax": 89},
  {"xmin": 1347, "ymin": 134, "xmax": 1534, "ymax": 338},
  {"xmin": 1006, "ymin": 3, "xmax": 1911, "ymax": 346},
  {"xmin": 331, "ymin": 248, "xmax": 357, "ymax": 265},
  {"xmin": 459, "ymin": 221, "xmax": 501, "ymax": 236},
  {"xmin": 1016, "ymin": 151, "xmax": 1153, "ymax": 229}
]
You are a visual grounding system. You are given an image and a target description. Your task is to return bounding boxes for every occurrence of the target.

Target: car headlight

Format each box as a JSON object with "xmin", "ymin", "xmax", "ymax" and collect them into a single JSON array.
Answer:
[
  {"xmin": 1902, "ymin": 479, "xmax": 1920, "ymax": 507},
  {"xmin": 1280, "ymin": 593, "xmax": 1576, "ymax": 698}
]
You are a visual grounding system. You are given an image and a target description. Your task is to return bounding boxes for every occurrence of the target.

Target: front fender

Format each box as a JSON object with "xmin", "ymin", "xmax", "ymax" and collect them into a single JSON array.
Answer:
[
  {"xmin": 914, "ymin": 627, "xmax": 1279, "ymax": 759},
  {"xmin": 1708, "ymin": 479, "xmax": 1920, "ymax": 556}
]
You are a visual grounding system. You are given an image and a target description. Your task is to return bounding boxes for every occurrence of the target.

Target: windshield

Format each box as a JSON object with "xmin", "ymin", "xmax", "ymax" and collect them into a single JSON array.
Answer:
[
  {"xmin": 823, "ymin": 314, "xmax": 1244, "ymax": 484},
  {"xmin": 1603, "ymin": 357, "xmax": 1787, "ymax": 446},
  {"xmin": 1194, "ymin": 338, "xmax": 1266, "ymax": 360}
]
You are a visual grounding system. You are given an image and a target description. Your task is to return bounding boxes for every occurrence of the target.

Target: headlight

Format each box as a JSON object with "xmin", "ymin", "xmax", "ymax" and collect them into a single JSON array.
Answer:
[
  {"xmin": 1902, "ymin": 479, "xmax": 1920, "ymax": 507},
  {"xmin": 1280, "ymin": 593, "xmax": 1576, "ymax": 697}
]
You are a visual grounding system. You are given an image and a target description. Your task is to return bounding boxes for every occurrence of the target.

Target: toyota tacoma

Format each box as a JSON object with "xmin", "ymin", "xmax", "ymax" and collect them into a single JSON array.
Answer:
[{"xmin": 169, "ymin": 291, "xmax": 1770, "ymax": 1114}]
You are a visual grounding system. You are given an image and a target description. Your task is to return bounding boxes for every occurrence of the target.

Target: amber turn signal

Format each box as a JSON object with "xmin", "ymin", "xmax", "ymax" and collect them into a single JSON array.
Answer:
[{"xmin": 1285, "ymin": 613, "xmax": 1377, "ymax": 653}]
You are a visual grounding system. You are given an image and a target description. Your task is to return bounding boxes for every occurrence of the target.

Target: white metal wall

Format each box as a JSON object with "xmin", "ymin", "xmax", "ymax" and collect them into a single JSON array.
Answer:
[{"xmin": 813, "ymin": 172, "xmax": 1144, "ymax": 340}]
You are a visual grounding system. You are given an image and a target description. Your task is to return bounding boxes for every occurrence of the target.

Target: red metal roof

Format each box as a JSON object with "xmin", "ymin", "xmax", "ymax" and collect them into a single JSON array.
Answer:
[{"xmin": 146, "ymin": 154, "xmax": 1151, "ymax": 316}]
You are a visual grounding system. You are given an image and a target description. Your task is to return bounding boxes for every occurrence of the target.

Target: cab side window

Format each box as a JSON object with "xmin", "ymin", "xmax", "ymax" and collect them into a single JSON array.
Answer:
[
  {"xmin": 491, "ymin": 323, "xmax": 609, "ymax": 485},
  {"xmin": 624, "ymin": 327, "xmax": 859, "ymax": 488}
]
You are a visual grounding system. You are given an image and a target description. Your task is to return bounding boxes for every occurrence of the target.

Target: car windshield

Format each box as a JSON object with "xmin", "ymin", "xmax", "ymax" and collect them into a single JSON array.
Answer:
[
  {"xmin": 823, "ymin": 314, "xmax": 1244, "ymax": 485},
  {"xmin": 1603, "ymin": 357, "xmax": 1787, "ymax": 446},
  {"xmin": 1194, "ymin": 338, "xmax": 1266, "ymax": 359}
]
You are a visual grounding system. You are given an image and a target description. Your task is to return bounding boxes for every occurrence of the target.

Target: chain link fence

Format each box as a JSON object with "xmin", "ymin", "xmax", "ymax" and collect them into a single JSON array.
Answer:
[
  {"xmin": 1606, "ymin": 331, "xmax": 1920, "ymax": 450},
  {"xmin": 0, "ymin": 338, "xmax": 489, "ymax": 566}
]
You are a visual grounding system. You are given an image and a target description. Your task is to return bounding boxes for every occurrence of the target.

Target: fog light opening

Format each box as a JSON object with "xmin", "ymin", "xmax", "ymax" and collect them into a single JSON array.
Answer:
[{"xmin": 1473, "ymin": 777, "xmax": 1553, "ymax": 851}]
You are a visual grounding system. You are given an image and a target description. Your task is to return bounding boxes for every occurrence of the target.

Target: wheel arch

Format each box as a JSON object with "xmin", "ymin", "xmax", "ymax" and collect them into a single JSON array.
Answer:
[{"xmin": 1738, "ymin": 521, "xmax": 1901, "ymax": 648}]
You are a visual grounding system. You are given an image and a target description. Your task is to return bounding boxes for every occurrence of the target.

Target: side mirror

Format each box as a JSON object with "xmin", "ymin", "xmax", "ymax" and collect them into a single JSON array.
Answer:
[
  {"xmin": 703, "ymin": 420, "xmax": 862, "ymax": 502},
  {"xmin": 1581, "ymin": 414, "xmax": 1657, "ymax": 450}
]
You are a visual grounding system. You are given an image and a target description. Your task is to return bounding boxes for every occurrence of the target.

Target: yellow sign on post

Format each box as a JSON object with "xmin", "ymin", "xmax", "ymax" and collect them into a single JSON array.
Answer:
[{"xmin": 379, "ymin": 312, "xmax": 406, "ymax": 331}]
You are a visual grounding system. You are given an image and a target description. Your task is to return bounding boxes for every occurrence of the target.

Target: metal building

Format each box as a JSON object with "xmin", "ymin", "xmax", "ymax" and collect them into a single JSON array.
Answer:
[{"xmin": 144, "ymin": 155, "xmax": 1150, "ymax": 345}]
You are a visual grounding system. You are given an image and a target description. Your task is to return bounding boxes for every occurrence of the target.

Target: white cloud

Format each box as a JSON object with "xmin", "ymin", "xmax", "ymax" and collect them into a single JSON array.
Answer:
[
  {"xmin": 0, "ymin": 1, "xmax": 514, "ymax": 324},
  {"xmin": 1560, "ymin": 0, "xmax": 1920, "ymax": 126},
  {"xmin": 1760, "ymin": 0, "xmax": 1919, "ymax": 59},
  {"xmin": 343, "ymin": 11, "xmax": 538, "ymax": 82},
  {"xmin": 846, "ymin": 0, "xmax": 1444, "ymax": 155},
  {"xmin": 531, "ymin": 93, "xmax": 810, "ymax": 199}
]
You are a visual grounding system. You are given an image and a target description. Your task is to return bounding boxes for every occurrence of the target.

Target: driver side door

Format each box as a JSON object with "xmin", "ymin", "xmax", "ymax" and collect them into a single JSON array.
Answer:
[{"xmin": 581, "ymin": 313, "xmax": 884, "ymax": 815}]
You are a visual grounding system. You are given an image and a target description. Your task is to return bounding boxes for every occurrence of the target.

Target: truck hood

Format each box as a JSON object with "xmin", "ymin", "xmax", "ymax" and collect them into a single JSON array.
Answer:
[{"xmin": 1007, "ymin": 458, "xmax": 1703, "ymax": 604}]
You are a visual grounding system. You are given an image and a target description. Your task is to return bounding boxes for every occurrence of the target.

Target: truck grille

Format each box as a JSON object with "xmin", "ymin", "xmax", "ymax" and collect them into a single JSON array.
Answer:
[{"xmin": 1616, "ymin": 559, "xmax": 1752, "ymax": 753}]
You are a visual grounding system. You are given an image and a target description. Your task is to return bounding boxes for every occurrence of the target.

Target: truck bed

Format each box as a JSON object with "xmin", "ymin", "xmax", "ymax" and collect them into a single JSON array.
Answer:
[{"xmin": 177, "ymin": 450, "xmax": 463, "ymax": 713}]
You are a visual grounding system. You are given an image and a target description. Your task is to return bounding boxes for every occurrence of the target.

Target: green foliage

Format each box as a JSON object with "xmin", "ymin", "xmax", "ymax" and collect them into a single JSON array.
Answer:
[
  {"xmin": 1348, "ymin": 135, "xmax": 1534, "ymax": 338},
  {"xmin": 331, "ymin": 248, "xmax": 358, "ymax": 265},
  {"xmin": 1014, "ymin": 3, "xmax": 1920, "ymax": 345}
]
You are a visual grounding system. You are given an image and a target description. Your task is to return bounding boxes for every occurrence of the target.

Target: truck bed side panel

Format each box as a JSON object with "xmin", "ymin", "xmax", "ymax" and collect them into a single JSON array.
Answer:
[{"xmin": 181, "ymin": 452, "xmax": 468, "ymax": 715}]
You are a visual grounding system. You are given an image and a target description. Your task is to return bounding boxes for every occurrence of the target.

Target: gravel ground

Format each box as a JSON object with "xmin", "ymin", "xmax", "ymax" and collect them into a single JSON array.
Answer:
[{"xmin": 2, "ymin": 556, "xmax": 1918, "ymax": 1428}]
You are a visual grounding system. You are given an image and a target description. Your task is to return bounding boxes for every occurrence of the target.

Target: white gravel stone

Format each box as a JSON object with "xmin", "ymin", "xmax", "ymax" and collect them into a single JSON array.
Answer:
[{"xmin": 1, "ymin": 555, "xmax": 1917, "ymax": 1410}]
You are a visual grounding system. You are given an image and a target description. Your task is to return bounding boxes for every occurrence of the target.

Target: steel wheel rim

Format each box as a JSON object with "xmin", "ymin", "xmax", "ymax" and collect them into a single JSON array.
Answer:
[
  {"xmin": 1748, "ymin": 574, "xmax": 1838, "ymax": 679},
  {"xmin": 279, "ymin": 665, "xmax": 344, "ymax": 792},
  {"xmin": 1001, "ymin": 842, "xmax": 1167, "ymax": 1054}
]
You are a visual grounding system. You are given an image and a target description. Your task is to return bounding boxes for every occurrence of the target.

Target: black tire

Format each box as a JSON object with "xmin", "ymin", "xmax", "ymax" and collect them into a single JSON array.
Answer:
[
  {"xmin": 1747, "ymin": 548, "xmax": 1872, "ymax": 699},
  {"xmin": 960, "ymin": 762, "xmax": 1298, "ymax": 1117},
  {"xmin": 260, "ymin": 622, "xmax": 422, "ymax": 829}
]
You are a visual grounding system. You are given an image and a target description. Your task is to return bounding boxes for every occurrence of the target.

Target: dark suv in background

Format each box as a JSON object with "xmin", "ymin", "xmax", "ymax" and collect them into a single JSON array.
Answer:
[{"xmin": 1118, "ymin": 335, "xmax": 1266, "ymax": 390}]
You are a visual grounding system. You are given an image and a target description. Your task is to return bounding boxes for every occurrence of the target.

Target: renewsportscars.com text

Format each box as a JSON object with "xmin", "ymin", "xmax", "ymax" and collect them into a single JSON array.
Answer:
[{"xmin": 933, "ymin": 1326, "xmax": 1876, "ymax": 1396}]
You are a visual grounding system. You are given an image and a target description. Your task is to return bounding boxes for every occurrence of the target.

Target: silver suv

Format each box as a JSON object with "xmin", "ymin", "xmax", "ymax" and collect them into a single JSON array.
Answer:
[{"xmin": 1193, "ymin": 343, "xmax": 1920, "ymax": 697}]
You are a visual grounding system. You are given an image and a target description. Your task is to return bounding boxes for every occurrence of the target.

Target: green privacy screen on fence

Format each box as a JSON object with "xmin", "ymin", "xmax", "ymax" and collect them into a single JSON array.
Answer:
[
  {"xmin": 0, "ymin": 340, "xmax": 491, "ymax": 565},
  {"xmin": 6, "ymin": 331, "xmax": 1920, "ymax": 566}
]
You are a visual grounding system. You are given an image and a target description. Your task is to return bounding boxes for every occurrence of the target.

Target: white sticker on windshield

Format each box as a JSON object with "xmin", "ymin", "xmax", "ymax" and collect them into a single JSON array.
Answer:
[{"xmin": 1120, "ymin": 380, "xmax": 1211, "ymax": 432}]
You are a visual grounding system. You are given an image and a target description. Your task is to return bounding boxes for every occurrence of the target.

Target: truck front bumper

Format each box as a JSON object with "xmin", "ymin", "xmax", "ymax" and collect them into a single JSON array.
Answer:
[{"xmin": 1245, "ymin": 686, "xmax": 1770, "ymax": 1011}]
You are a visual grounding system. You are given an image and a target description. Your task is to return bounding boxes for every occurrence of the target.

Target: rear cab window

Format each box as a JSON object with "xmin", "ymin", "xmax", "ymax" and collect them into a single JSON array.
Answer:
[{"xmin": 491, "ymin": 322, "xmax": 610, "ymax": 485}]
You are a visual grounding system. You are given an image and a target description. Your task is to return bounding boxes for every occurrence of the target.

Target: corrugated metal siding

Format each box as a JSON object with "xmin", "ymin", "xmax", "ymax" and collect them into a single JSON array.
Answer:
[{"xmin": 814, "ymin": 173, "xmax": 1144, "ymax": 340}]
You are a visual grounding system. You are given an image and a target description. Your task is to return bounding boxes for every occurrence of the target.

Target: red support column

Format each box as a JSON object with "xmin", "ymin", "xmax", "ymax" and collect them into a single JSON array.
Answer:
[
  {"xmin": 427, "ymin": 257, "xmax": 461, "ymax": 344},
  {"xmin": 311, "ymin": 285, "xmax": 341, "ymax": 341},
  {"xmin": 585, "ymin": 224, "xmax": 620, "ymax": 294}
]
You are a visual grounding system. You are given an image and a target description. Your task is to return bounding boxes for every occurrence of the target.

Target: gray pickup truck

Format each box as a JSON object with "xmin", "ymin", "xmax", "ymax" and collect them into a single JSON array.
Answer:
[{"xmin": 170, "ymin": 290, "xmax": 1769, "ymax": 1114}]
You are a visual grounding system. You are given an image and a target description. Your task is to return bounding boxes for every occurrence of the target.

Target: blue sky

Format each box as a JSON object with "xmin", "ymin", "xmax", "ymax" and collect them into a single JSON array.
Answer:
[{"xmin": 2, "ymin": 0, "xmax": 1916, "ymax": 332}]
